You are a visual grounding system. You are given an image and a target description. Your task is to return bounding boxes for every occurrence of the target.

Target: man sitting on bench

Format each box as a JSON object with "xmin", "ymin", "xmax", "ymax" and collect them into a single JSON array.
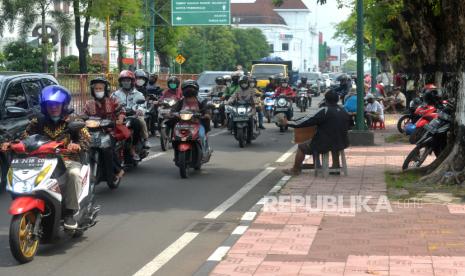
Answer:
[{"xmin": 283, "ymin": 90, "xmax": 350, "ymax": 176}]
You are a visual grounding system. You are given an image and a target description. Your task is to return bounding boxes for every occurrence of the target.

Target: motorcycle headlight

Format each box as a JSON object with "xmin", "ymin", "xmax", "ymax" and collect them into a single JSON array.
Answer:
[
  {"xmin": 278, "ymin": 98, "xmax": 287, "ymax": 107},
  {"xmin": 86, "ymin": 120, "xmax": 100, "ymax": 128},
  {"xmin": 35, "ymin": 164, "xmax": 52, "ymax": 185},
  {"xmin": 214, "ymin": 103, "xmax": 221, "ymax": 108},
  {"xmin": 237, "ymin": 107, "xmax": 247, "ymax": 114},
  {"xmin": 180, "ymin": 113, "xmax": 193, "ymax": 121},
  {"xmin": 168, "ymin": 99, "xmax": 176, "ymax": 106}
]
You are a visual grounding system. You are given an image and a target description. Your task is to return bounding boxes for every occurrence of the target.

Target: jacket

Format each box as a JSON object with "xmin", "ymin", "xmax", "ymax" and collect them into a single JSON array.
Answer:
[{"xmin": 289, "ymin": 104, "xmax": 350, "ymax": 153}]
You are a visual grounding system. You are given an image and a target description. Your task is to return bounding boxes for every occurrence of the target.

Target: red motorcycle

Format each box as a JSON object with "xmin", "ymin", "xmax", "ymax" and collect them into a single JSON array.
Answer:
[
  {"xmin": 409, "ymin": 104, "xmax": 438, "ymax": 144},
  {"xmin": 172, "ymin": 110, "xmax": 211, "ymax": 178}
]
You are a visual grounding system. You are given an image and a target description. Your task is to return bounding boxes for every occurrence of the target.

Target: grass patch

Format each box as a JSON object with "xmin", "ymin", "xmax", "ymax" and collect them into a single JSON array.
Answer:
[
  {"xmin": 386, "ymin": 170, "xmax": 465, "ymax": 202},
  {"xmin": 385, "ymin": 134, "xmax": 409, "ymax": 144}
]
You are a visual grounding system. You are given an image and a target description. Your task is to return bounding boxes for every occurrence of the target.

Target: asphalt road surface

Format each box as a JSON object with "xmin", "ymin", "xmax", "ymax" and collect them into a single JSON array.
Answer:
[{"xmin": 0, "ymin": 95, "xmax": 322, "ymax": 276}]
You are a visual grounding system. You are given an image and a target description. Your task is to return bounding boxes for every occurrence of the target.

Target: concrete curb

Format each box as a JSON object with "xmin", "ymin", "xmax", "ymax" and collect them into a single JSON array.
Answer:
[{"xmin": 193, "ymin": 175, "xmax": 292, "ymax": 276}]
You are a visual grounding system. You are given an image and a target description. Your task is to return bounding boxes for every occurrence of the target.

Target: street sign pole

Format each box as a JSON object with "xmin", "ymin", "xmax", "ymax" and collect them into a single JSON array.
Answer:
[{"xmin": 149, "ymin": 0, "xmax": 155, "ymax": 73}]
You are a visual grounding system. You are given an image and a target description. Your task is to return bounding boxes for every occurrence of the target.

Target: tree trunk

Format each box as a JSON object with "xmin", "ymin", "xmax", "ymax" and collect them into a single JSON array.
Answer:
[
  {"xmin": 41, "ymin": 9, "xmax": 48, "ymax": 73},
  {"xmin": 117, "ymin": 27, "xmax": 124, "ymax": 71},
  {"xmin": 73, "ymin": 0, "xmax": 91, "ymax": 74}
]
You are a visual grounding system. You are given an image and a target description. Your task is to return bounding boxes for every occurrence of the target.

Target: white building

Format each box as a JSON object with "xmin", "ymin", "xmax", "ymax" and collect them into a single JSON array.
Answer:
[{"xmin": 231, "ymin": 0, "xmax": 318, "ymax": 72}]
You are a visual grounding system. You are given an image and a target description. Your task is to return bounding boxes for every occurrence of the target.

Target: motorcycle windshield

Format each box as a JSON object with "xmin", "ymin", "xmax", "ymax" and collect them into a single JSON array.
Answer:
[{"xmin": 22, "ymin": 134, "xmax": 51, "ymax": 152}]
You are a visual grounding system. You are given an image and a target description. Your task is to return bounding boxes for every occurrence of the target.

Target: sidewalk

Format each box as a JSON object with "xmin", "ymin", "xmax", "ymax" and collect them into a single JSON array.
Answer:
[{"xmin": 210, "ymin": 117, "xmax": 465, "ymax": 276}]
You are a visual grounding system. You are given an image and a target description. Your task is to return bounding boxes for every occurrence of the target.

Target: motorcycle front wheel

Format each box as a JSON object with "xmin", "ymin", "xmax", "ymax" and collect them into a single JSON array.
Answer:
[
  {"xmin": 9, "ymin": 211, "xmax": 40, "ymax": 263},
  {"xmin": 160, "ymin": 127, "xmax": 168, "ymax": 151},
  {"xmin": 237, "ymin": 128, "xmax": 245, "ymax": 148},
  {"xmin": 402, "ymin": 145, "xmax": 432, "ymax": 170},
  {"xmin": 178, "ymin": 151, "xmax": 189, "ymax": 178}
]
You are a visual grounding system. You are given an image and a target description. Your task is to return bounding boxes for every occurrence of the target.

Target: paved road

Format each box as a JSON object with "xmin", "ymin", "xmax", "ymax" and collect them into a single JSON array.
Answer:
[{"xmin": 0, "ymin": 96, "xmax": 322, "ymax": 276}]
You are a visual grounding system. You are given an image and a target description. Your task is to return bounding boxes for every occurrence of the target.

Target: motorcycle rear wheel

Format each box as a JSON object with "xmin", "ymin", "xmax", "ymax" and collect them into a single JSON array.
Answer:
[
  {"xmin": 9, "ymin": 211, "xmax": 39, "ymax": 263},
  {"xmin": 397, "ymin": 114, "xmax": 411, "ymax": 134}
]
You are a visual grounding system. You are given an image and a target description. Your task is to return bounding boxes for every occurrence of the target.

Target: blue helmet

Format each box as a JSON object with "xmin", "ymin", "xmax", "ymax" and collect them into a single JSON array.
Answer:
[
  {"xmin": 40, "ymin": 85, "xmax": 71, "ymax": 117},
  {"xmin": 405, "ymin": 122, "xmax": 416, "ymax": 135}
]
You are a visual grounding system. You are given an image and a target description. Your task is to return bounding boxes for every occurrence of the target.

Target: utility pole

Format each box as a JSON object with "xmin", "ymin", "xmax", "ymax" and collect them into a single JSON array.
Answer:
[
  {"xmin": 371, "ymin": 31, "xmax": 377, "ymax": 95},
  {"xmin": 106, "ymin": 16, "xmax": 111, "ymax": 74},
  {"xmin": 144, "ymin": 0, "xmax": 148, "ymax": 71},
  {"xmin": 149, "ymin": 0, "xmax": 155, "ymax": 73},
  {"xmin": 134, "ymin": 30, "xmax": 137, "ymax": 70},
  {"xmin": 355, "ymin": 0, "xmax": 366, "ymax": 131}
]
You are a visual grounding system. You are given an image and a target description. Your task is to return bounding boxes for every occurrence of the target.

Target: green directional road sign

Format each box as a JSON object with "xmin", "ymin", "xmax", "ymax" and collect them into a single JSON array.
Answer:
[{"xmin": 171, "ymin": 0, "xmax": 231, "ymax": 26}]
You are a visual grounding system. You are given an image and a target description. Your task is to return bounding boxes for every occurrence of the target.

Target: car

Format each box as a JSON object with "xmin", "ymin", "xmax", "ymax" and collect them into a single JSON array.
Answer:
[
  {"xmin": 298, "ymin": 72, "xmax": 322, "ymax": 96},
  {"xmin": 321, "ymin": 74, "xmax": 331, "ymax": 89},
  {"xmin": 0, "ymin": 72, "xmax": 59, "ymax": 189},
  {"xmin": 197, "ymin": 71, "xmax": 233, "ymax": 98}
]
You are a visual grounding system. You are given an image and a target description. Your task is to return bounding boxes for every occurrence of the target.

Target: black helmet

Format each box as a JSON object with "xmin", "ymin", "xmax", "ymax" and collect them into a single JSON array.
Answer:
[
  {"xmin": 423, "ymin": 88, "xmax": 442, "ymax": 105},
  {"xmin": 249, "ymin": 76, "xmax": 257, "ymax": 84},
  {"xmin": 181, "ymin": 79, "xmax": 199, "ymax": 97},
  {"xmin": 269, "ymin": 75, "xmax": 276, "ymax": 81},
  {"xmin": 215, "ymin": 76, "xmax": 225, "ymax": 85},
  {"xmin": 301, "ymin": 76, "xmax": 308, "ymax": 83},
  {"xmin": 90, "ymin": 76, "xmax": 110, "ymax": 97},
  {"xmin": 134, "ymin": 69, "xmax": 149, "ymax": 81},
  {"xmin": 167, "ymin": 76, "xmax": 180, "ymax": 89},
  {"xmin": 280, "ymin": 77, "xmax": 289, "ymax": 84},
  {"xmin": 239, "ymin": 75, "xmax": 250, "ymax": 89}
]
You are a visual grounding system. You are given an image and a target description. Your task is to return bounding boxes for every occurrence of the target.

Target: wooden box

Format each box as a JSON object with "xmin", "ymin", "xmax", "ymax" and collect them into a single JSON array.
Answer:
[{"xmin": 293, "ymin": 126, "xmax": 316, "ymax": 144}]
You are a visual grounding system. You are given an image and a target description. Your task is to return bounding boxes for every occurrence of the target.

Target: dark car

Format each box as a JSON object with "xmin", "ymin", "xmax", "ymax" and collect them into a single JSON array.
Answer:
[{"xmin": 0, "ymin": 72, "xmax": 59, "ymax": 188}]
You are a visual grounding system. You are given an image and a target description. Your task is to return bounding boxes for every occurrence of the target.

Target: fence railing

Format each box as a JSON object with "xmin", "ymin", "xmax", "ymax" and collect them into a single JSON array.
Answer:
[{"xmin": 55, "ymin": 73, "xmax": 198, "ymax": 113}]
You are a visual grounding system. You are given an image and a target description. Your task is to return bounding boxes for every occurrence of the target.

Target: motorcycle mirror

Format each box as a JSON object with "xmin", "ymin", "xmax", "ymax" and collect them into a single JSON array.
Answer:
[
  {"xmin": 101, "ymin": 120, "xmax": 115, "ymax": 128},
  {"xmin": 68, "ymin": 121, "xmax": 86, "ymax": 132},
  {"xmin": 136, "ymin": 99, "xmax": 145, "ymax": 105},
  {"xmin": 6, "ymin": 106, "xmax": 28, "ymax": 118}
]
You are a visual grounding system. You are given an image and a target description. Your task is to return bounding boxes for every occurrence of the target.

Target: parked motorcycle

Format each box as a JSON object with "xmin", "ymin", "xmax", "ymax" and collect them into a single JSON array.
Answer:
[
  {"xmin": 231, "ymin": 100, "xmax": 260, "ymax": 148},
  {"xmin": 408, "ymin": 104, "xmax": 439, "ymax": 144},
  {"xmin": 172, "ymin": 110, "xmax": 212, "ymax": 178},
  {"xmin": 263, "ymin": 91, "xmax": 275, "ymax": 123},
  {"xmin": 397, "ymin": 97, "xmax": 422, "ymax": 134},
  {"xmin": 85, "ymin": 117, "xmax": 122, "ymax": 189},
  {"xmin": 402, "ymin": 102, "xmax": 453, "ymax": 170},
  {"xmin": 158, "ymin": 98, "xmax": 178, "ymax": 151},
  {"xmin": 296, "ymin": 88, "xmax": 311, "ymax": 112},
  {"xmin": 273, "ymin": 96, "xmax": 293, "ymax": 132},
  {"xmin": 6, "ymin": 121, "xmax": 99, "ymax": 263}
]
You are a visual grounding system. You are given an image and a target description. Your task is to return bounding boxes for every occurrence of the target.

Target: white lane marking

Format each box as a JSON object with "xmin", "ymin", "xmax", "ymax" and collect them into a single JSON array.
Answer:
[
  {"xmin": 204, "ymin": 167, "xmax": 276, "ymax": 219},
  {"xmin": 141, "ymin": 152, "xmax": 165, "ymax": 163},
  {"xmin": 276, "ymin": 145, "xmax": 297, "ymax": 163},
  {"xmin": 207, "ymin": 246, "xmax": 231, "ymax": 262},
  {"xmin": 232, "ymin": 225, "xmax": 249, "ymax": 235},
  {"xmin": 268, "ymin": 186, "xmax": 281, "ymax": 194},
  {"xmin": 209, "ymin": 130, "xmax": 228, "ymax": 137},
  {"xmin": 281, "ymin": 175, "xmax": 292, "ymax": 181},
  {"xmin": 241, "ymin": 212, "xmax": 257, "ymax": 221},
  {"xmin": 132, "ymin": 232, "xmax": 199, "ymax": 276}
]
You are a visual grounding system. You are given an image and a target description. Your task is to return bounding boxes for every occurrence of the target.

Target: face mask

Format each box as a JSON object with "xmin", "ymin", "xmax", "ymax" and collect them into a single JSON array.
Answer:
[
  {"xmin": 250, "ymin": 83, "xmax": 256, "ymax": 88},
  {"xmin": 95, "ymin": 92, "xmax": 105, "ymax": 99},
  {"xmin": 121, "ymin": 81, "xmax": 132, "ymax": 90},
  {"xmin": 240, "ymin": 84, "xmax": 249, "ymax": 89},
  {"xmin": 50, "ymin": 116, "xmax": 61, "ymax": 123},
  {"xmin": 282, "ymin": 84, "xmax": 288, "ymax": 88},
  {"xmin": 226, "ymin": 82, "xmax": 231, "ymax": 87},
  {"xmin": 136, "ymin": 79, "xmax": 146, "ymax": 87},
  {"xmin": 169, "ymin": 83, "xmax": 178, "ymax": 89}
]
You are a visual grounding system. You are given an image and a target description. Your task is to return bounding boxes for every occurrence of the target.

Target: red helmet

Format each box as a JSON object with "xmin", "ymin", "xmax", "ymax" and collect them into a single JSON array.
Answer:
[
  {"xmin": 424, "ymin": 83, "xmax": 437, "ymax": 90},
  {"xmin": 118, "ymin": 70, "xmax": 135, "ymax": 82}
]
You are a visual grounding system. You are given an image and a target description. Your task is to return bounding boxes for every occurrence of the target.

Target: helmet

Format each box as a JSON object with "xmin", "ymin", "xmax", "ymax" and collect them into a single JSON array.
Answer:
[
  {"xmin": 423, "ymin": 88, "xmax": 442, "ymax": 105},
  {"xmin": 231, "ymin": 71, "xmax": 242, "ymax": 83},
  {"xmin": 167, "ymin": 76, "xmax": 180, "ymax": 89},
  {"xmin": 239, "ymin": 75, "xmax": 250, "ymax": 89},
  {"xmin": 223, "ymin": 75, "xmax": 231, "ymax": 81},
  {"xmin": 280, "ymin": 77, "xmax": 289, "ymax": 84},
  {"xmin": 405, "ymin": 123, "xmax": 416, "ymax": 135},
  {"xmin": 134, "ymin": 69, "xmax": 149, "ymax": 81},
  {"xmin": 249, "ymin": 76, "xmax": 257, "ymax": 85},
  {"xmin": 90, "ymin": 77, "xmax": 110, "ymax": 97},
  {"xmin": 118, "ymin": 70, "xmax": 135, "ymax": 82},
  {"xmin": 300, "ymin": 76, "xmax": 308, "ymax": 83},
  {"xmin": 181, "ymin": 80, "xmax": 199, "ymax": 97},
  {"xmin": 269, "ymin": 75, "xmax": 276, "ymax": 81},
  {"xmin": 215, "ymin": 76, "xmax": 225, "ymax": 85},
  {"xmin": 40, "ymin": 85, "xmax": 71, "ymax": 117}
]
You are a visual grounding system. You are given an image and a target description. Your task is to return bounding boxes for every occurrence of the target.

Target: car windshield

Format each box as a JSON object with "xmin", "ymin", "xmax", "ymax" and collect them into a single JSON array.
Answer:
[
  {"xmin": 252, "ymin": 65, "xmax": 286, "ymax": 80},
  {"xmin": 300, "ymin": 73, "xmax": 320, "ymax": 80},
  {"xmin": 197, "ymin": 73, "xmax": 227, "ymax": 87}
]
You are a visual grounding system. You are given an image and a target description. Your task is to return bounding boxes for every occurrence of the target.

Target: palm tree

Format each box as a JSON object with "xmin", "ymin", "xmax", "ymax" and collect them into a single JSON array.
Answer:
[{"xmin": 0, "ymin": 0, "xmax": 73, "ymax": 73}]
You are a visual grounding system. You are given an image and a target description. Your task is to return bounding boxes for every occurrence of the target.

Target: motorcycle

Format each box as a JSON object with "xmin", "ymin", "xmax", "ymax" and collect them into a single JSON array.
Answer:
[
  {"xmin": 6, "ymin": 121, "xmax": 99, "ymax": 263},
  {"xmin": 397, "ymin": 97, "xmax": 422, "ymax": 134},
  {"xmin": 273, "ymin": 96, "xmax": 293, "ymax": 132},
  {"xmin": 85, "ymin": 117, "xmax": 122, "ymax": 189},
  {"xmin": 263, "ymin": 91, "xmax": 275, "ymax": 123},
  {"xmin": 124, "ymin": 100, "xmax": 150, "ymax": 166},
  {"xmin": 172, "ymin": 110, "xmax": 211, "ymax": 178},
  {"xmin": 231, "ymin": 100, "xmax": 260, "ymax": 148},
  {"xmin": 145, "ymin": 94, "xmax": 159, "ymax": 137},
  {"xmin": 408, "ymin": 104, "xmax": 439, "ymax": 144},
  {"xmin": 158, "ymin": 98, "xmax": 178, "ymax": 151},
  {"xmin": 209, "ymin": 96, "xmax": 224, "ymax": 128},
  {"xmin": 296, "ymin": 88, "xmax": 311, "ymax": 112},
  {"xmin": 402, "ymin": 102, "xmax": 453, "ymax": 170}
]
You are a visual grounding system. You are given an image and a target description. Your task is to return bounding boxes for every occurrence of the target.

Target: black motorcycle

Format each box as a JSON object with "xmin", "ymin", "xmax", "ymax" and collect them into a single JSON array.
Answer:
[
  {"xmin": 145, "ymin": 94, "xmax": 159, "ymax": 137},
  {"xmin": 158, "ymin": 98, "xmax": 178, "ymax": 151},
  {"xmin": 402, "ymin": 102, "xmax": 453, "ymax": 170},
  {"xmin": 210, "ymin": 96, "xmax": 224, "ymax": 128},
  {"xmin": 124, "ymin": 100, "xmax": 150, "ymax": 167},
  {"xmin": 273, "ymin": 96, "xmax": 293, "ymax": 132},
  {"xmin": 231, "ymin": 100, "xmax": 259, "ymax": 148},
  {"xmin": 296, "ymin": 88, "xmax": 311, "ymax": 112},
  {"xmin": 397, "ymin": 97, "xmax": 422, "ymax": 134}
]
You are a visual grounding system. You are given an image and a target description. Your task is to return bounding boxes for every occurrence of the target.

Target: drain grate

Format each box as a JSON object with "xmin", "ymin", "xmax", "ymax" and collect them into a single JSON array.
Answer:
[{"xmin": 186, "ymin": 221, "xmax": 236, "ymax": 233}]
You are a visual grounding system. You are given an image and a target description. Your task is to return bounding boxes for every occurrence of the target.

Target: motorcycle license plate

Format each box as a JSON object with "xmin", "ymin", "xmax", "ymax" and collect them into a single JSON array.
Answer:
[
  {"xmin": 233, "ymin": 116, "xmax": 249, "ymax": 122},
  {"xmin": 213, "ymin": 109, "xmax": 220, "ymax": 114},
  {"xmin": 160, "ymin": 109, "xmax": 170, "ymax": 115},
  {"xmin": 11, "ymin": 158, "xmax": 45, "ymax": 169},
  {"xmin": 275, "ymin": 108, "xmax": 288, "ymax": 112}
]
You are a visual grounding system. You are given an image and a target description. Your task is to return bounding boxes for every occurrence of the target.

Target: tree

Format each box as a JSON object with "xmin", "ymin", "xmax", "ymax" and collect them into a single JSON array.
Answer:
[
  {"xmin": 233, "ymin": 28, "xmax": 270, "ymax": 70},
  {"xmin": 0, "ymin": 0, "xmax": 73, "ymax": 73},
  {"xmin": 342, "ymin": 59, "xmax": 357, "ymax": 73},
  {"xmin": 3, "ymin": 41, "xmax": 51, "ymax": 72}
]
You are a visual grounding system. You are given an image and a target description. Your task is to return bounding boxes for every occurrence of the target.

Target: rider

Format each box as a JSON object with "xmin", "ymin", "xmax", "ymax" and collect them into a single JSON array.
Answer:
[
  {"xmin": 83, "ymin": 77, "xmax": 127, "ymax": 182},
  {"xmin": 224, "ymin": 71, "xmax": 242, "ymax": 100},
  {"xmin": 134, "ymin": 69, "xmax": 149, "ymax": 96},
  {"xmin": 2, "ymin": 85, "xmax": 91, "ymax": 230},
  {"xmin": 208, "ymin": 76, "xmax": 227, "ymax": 97},
  {"xmin": 111, "ymin": 70, "xmax": 151, "ymax": 154},
  {"xmin": 298, "ymin": 76, "xmax": 312, "ymax": 90},
  {"xmin": 275, "ymin": 77, "xmax": 295, "ymax": 120},
  {"xmin": 170, "ymin": 80, "xmax": 211, "ymax": 155},
  {"xmin": 146, "ymin": 73, "xmax": 163, "ymax": 97},
  {"xmin": 249, "ymin": 76, "xmax": 265, "ymax": 129},
  {"xmin": 265, "ymin": 75, "xmax": 278, "ymax": 92},
  {"xmin": 160, "ymin": 76, "xmax": 183, "ymax": 101},
  {"xmin": 224, "ymin": 75, "xmax": 232, "ymax": 88}
]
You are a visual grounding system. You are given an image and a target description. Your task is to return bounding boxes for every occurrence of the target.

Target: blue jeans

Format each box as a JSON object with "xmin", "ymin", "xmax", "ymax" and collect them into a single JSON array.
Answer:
[
  {"xmin": 199, "ymin": 125, "xmax": 208, "ymax": 153},
  {"xmin": 258, "ymin": 110, "xmax": 264, "ymax": 127}
]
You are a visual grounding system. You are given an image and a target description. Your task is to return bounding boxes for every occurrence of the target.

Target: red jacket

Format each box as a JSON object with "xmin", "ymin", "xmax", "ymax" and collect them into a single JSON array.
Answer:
[
  {"xmin": 84, "ymin": 97, "xmax": 122, "ymax": 121},
  {"xmin": 275, "ymin": 87, "xmax": 296, "ymax": 98},
  {"xmin": 160, "ymin": 88, "xmax": 183, "ymax": 101}
]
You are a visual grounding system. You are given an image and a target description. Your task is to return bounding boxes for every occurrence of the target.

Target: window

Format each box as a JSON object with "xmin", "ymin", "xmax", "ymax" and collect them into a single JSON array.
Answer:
[
  {"xmin": 282, "ymin": 43, "xmax": 289, "ymax": 51},
  {"xmin": 41, "ymin": 78, "xmax": 57, "ymax": 87},
  {"xmin": 22, "ymin": 81, "xmax": 43, "ymax": 107},
  {"xmin": 4, "ymin": 83, "xmax": 28, "ymax": 110},
  {"xmin": 269, "ymin": 44, "xmax": 274, "ymax": 52}
]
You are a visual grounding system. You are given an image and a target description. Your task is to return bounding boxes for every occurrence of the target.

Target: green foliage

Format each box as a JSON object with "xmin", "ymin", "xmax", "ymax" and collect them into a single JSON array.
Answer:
[
  {"xmin": 58, "ymin": 55, "xmax": 104, "ymax": 74},
  {"xmin": 3, "ymin": 41, "xmax": 51, "ymax": 72},
  {"xmin": 180, "ymin": 27, "xmax": 270, "ymax": 73},
  {"xmin": 342, "ymin": 59, "xmax": 357, "ymax": 73}
]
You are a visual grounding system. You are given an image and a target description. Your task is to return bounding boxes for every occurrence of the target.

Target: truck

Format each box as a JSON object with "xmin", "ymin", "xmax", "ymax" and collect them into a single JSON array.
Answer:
[{"xmin": 250, "ymin": 59, "xmax": 293, "ymax": 89}]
